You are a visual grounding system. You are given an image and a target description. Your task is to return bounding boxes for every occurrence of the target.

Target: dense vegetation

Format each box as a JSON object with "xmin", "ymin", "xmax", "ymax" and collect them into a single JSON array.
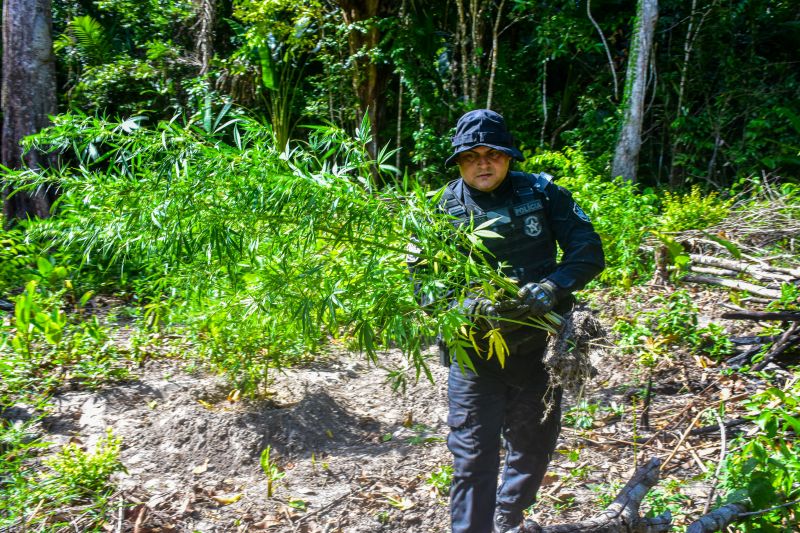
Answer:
[
  {"xmin": 40, "ymin": 0, "xmax": 800, "ymax": 188},
  {"xmin": 1, "ymin": 0, "xmax": 799, "ymax": 531}
]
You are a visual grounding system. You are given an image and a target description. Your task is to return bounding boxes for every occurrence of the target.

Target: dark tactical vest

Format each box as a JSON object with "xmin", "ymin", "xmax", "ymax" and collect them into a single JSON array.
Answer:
[{"xmin": 440, "ymin": 171, "xmax": 558, "ymax": 285}]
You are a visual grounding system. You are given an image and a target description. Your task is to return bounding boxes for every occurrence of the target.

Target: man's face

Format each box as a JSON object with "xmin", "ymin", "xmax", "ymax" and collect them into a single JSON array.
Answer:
[{"xmin": 457, "ymin": 146, "xmax": 511, "ymax": 192}]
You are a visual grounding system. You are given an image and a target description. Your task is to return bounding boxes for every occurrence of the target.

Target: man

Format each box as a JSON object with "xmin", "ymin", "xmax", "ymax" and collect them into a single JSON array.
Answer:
[{"xmin": 436, "ymin": 109, "xmax": 604, "ymax": 533}]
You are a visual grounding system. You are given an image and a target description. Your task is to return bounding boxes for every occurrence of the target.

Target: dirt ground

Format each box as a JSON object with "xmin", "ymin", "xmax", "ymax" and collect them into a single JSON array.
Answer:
[{"xmin": 10, "ymin": 285, "xmax": 785, "ymax": 532}]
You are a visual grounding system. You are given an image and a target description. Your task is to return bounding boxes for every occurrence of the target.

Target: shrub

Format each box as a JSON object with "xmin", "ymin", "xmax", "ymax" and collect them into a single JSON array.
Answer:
[
  {"xmin": 658, "ymin": 185, "xmax": 732, "ymax": 232},
  {"xmin": 45, "ymin": 429, "xmax": 124, "ymax": 496},
  {"xmin": 718, "ymin": 383, "xmax": 800, "ymax": 531},
  {"xmin": 523, "ymin": 147, "xmax": 659, "ymax": 287}
]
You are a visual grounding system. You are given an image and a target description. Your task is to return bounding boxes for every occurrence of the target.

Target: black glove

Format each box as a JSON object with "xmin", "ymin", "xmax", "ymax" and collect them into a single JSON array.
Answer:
[
  {"xmin": 518, "ymin": 280, "xmax": 558, "ymax": 317},
  {"xmin": 468, "ymin": 296, "xmax": 530, "ymax": 333}
]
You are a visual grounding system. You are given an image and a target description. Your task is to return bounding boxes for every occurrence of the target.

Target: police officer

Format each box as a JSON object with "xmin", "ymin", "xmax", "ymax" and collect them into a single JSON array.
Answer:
[{"xmin": 438, "ymin": 109, "xmax": 604, "ymax": 533}]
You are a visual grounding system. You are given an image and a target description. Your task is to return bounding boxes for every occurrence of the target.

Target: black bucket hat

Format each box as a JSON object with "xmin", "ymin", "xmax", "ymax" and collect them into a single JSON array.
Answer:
[{"xmin": 445, "ymin": 109, "xmax": 524, "ymax": 166}]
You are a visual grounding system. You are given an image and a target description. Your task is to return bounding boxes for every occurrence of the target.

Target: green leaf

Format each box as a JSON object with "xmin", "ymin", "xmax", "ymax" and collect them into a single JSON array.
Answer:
[
  {"xmin": 259, "ymin": 47, "xmax": 276, "ymax": 90},
  {"xmin": 79, "ymin": 291, "xmax": 95, "ymax": 307},
  {"xmin": 747, "ymin": 473, "xmax": 776, "ymax": 509},
  {"xmin": 780, "ymin": 414, "xmax": 800, "ymax": 435},
  {"xmin": 474, "ymin": 217, "xmax": 501, "ymax": 231},
  {"xmin": 36, "ymin": 257, "xmax": 53, "ymax": 276},
  {"xmin": 649, "ymin": 230, "xmax": 686, "ymax": 262},
  {"xmin": 474, "ymin": 229, "xmax": 502, "ymax": 239},
  {"xmin": 701, "ymin": 231, "xmax": 742, "ymax": 259}
]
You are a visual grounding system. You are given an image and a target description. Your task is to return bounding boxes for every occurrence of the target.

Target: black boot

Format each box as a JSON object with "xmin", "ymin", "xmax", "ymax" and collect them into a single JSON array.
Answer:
[{"xmin": 493, "ymin": 514, "xmax": 543, "ymax": 533}]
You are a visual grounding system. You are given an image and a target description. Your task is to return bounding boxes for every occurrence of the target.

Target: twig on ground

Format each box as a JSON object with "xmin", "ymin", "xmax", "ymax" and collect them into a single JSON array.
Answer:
[
  {"xmin": 688, "ymin": 447, "xmax": 709, "ymax": 473},
  {"xmin": 662, "ymin": 409, "xmax": 708, "ymax": 471},
  {"xmin": 293, "ymin": 481, "xmax": 379, "ymax": 528},
  {"xmin": 702, "ymin": 411, "xmax": 727, "ymax": 514},
  {"xmin": 738, "ymin": 498, "xmax": 800, "ymax": 518},
  {"xmin": 641, "ymin": 384, "xmax": 720, "ymax": 448},
  {"xmin": 639, "ymin": 374, "xmax": 653, "ymax": 431},
  {"xmin": 116, "ymin": 495, "xmax": 124, "ymax": 533},
  {"xmin": 573, "ymin": 433, "xmax": 671, "ymax": 453},
  {"xmin": 752, "ymin": 323, "xmax": 800, "ymax": 371},
  {"xmin": 133, "ymin": 505, "xmax": 147, "ymax": 533}
]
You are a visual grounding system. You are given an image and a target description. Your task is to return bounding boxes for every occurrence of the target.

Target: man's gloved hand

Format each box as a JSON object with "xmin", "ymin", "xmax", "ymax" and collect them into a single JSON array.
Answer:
[
  {"xmin": 517, "ymin": 280, "xmax": 558, "ymax": 316},
  {"xmin": 468, "ymin": 296, "xmax": 530, "ymax": 334}
]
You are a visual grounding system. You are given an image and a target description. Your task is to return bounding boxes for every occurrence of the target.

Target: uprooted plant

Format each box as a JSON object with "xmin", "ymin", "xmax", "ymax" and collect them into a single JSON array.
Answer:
[{"xmin": 6, "ymin": 111, "xmax": 555, "ymax": 394}]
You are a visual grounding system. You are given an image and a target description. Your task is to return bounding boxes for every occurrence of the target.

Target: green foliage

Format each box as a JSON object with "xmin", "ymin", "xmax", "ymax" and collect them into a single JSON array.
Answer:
[
  {"xmin": 0, "ymin": 423, "xmax": 122, "ymax": 530},
  {"xmin": 695, "ymin": 323, "xmax": 735, "ymax": 361},
  {"xmin": 260, "ymin": 445, "xmax": 285, "ymax": 498},
  {"xmin": 9, "ymin": 111, "xmax": 519, "ymax": 394},
  {"xmin": 0, "ymin": 260, "xmax": 129, "ymax": 406},
  {"xmin": 718, "ymin": 382, "xmax": 800, "ymax": 531},
  {"xmin": 658, "ymin": 186, "xmax": 733, "ymax": 233},
  {"xmin": 767, "ymin": 283, "xmax": 800, "ymax": 312},
  {"xmin": 0, "ymin": 420, "xmax": 56, "ymax": 529},
  {"xmin": 53, "ymin": 0, "xmax": 197, "ymax": 116},
  {"xmin": 54, "ymin": 15, "xmax": 114, "ymax": 66},
  {"xmin": 612, "ymin": 290, "xmax": 733, "ymax": 366},
  {"xmin": 0, "ymin": 226, "xmax": 37, "ymax": 294},
  {"xmin": 564, "ymin": 400, "xmax": 601, "ymax": 430},
  {"xmin": 46, "ymin": 429, "xmax": 124, "ymax": 496},
  {"xmin": 590, "ymin": 480, "xmax": 624, "ymax": 509},
  {"xmin": 405, "ymin": 423, "xmax": 445, "ymax": 446},
  {"xmin": 426, "ymin": 464, "xmax": 453, "ymax": 498},
  {"xmin": 563, "ymin": 400, "xmax": 622, "ymax": 430},
  {"xmin": 523, "ymin": 148, "xmax": 659, "ymax": 287},
  {"xmin": 651, "ymin": 290, "xmax": 698, "ymax": 341},
  {"xmin": 93, "ymin": 0, "xmax": 193, "ymax": 35},
  {"xmin": 642, "ymin": 479, "xmax": 693, "ymax": 524}
]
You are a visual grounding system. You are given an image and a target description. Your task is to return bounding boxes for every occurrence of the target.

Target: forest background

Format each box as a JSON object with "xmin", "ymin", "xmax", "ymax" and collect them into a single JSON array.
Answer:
[{"xmin": 1, "ymin": 0, "xmax": 799, "ymax": 532}]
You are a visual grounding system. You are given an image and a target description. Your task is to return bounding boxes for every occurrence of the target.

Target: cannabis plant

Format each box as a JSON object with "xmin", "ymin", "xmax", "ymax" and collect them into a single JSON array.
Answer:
[{"xmin": 9, "ymin": 110, "xmax": 544, "ymax": 392}]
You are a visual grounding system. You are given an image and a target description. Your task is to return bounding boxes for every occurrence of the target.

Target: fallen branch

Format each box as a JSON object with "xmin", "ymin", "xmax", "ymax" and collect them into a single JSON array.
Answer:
[
  {"xmin": 682, "ymin": 275, "xmax": 781, "ymax": 298},
  {"xmin": 685, "ymin": 502, "xmax": 749, "ymax": 533},
  {"xmin": 726, "ymin": 345, "xmax": 764, "ymax": 367},
  {"xmin": 689, "ymin": 418, "xmax": 749, "ymax": 436},
  {"xmin": 541, "ymin": 458, "xmax": 671, "ymax": 532},
  {"xmin": 721, "ymin": 310, "xmax": 800, "ymax": 322},
  {"xmin": 751, "ymin": 322, "xmax": 800, "ymax": 371},
  {"xmin": 689, "ymin": 254, "xmax": 796, "ymax": 283},
  {"xmin": 687, "ymin": 265, "xmax": 739, "ymax": 277},
  {"xmin": 729, "ymin": 334, "xmax": 784, "ymax": 345}
]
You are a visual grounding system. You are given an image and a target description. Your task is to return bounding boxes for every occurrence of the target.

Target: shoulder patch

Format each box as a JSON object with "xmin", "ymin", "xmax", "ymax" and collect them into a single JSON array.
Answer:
[{"xmin": 573, "ymin": 203, "xmax": 591, "ymax": 222}]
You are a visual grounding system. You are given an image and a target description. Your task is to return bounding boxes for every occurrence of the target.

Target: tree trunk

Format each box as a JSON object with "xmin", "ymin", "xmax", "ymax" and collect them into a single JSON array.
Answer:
[
  {"xmin": 453, "ymin": 0, "xmax": 498, "ymax": 108},
  {"xmin": 669, "ymin": 0, "xmax": 714, "ymax": 187},
  {"xmin": 485, "ymin": 0, "xmax": 505, "ymax": 110},
  {"xmin": 1, "ymin": 0, "xmax": 57, "ymax": 224},
  {"xmin": 338, "ymin": 0, "xmax": 388, "ymax": 167},
  {"xmin": 611, "ymin": 0, "xmax": 658, "ymax": 183},
  {"xmin": 195, "ymin": 0, "xmax": 215, "ymax": 76},
  {"xmin": 454, "ymin": 0, "xmax": 469, "ymax": 103}
]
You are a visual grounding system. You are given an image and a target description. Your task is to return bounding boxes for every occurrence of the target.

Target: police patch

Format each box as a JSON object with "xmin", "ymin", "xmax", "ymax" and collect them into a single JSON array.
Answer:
[
  {"xmin": 573, "ymin": 203, "xmax": 591, "ymax": 222},
  {"xmin": 523, "ymin": 215, "xmax": 542, "ymax": 237},
  {"xmin": 512, "ymin": 200, "xmax": 543, "ymax": 216}
]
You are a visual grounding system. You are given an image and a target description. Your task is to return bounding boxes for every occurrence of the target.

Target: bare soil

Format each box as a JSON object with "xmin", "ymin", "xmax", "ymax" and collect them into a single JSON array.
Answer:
[{"xmin": 13, "ymin": 285, "xmax": 784, "ymax": 532}]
